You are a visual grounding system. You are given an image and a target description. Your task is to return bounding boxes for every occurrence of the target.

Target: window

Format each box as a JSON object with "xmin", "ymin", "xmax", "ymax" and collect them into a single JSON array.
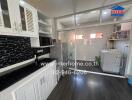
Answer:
[
  {"xmin": 76, "ymin": 35, "xmax": 83, "ymax": 39},
  {"xmin": 90, "ymin": 32, "xmax": 103, "ymax": 39},
  {"xmin": 90, "ymin": 34, "xmax": 96, "ymax": 39}
]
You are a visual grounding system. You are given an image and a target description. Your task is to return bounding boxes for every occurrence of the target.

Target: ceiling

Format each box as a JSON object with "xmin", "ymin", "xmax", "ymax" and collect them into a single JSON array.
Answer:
[
  {"xmin": 25, "ymin": 0, "xmax": 129, "ymax": 17},
  {"xmin": 57, "ymin": 10, "xmax": 100, "ymax": 27},
  {"xmin": 57, "ymin": 3, "xmax": 132, "ymax": 27}
]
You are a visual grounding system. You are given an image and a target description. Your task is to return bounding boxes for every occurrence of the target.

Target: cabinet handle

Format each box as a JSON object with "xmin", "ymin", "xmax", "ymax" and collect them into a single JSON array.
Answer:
[
  {"xmin": 16, "ymin": 23, "xmax": 19, "ymax": 32},
  {"xmin": 40, "ymin": 77, "xmax": 45, "ymax": 85},
  {"xmin": 19, "ymin": 23, "xmax": 22, "ymax": 32},
  {"xmin": 17, "ymin": 23, "xmax": 21, "ymax": 33},
  {"xmin": 14, "ymin": 22, "xmax": 17, "ymax": 31}
]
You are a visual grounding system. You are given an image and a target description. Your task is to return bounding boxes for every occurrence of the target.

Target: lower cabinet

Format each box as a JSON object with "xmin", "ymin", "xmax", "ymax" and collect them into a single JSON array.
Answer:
[
  {"xmin": 35, "ymin": 68, "xmax": 49, "ymax": 100},
  {"xmin": 15, "ymin": 81, "xmax": 36, "ymax": 100},
  {"xmin": 14, "ymin": 61, "xmax": 57, "ymax": 100}
]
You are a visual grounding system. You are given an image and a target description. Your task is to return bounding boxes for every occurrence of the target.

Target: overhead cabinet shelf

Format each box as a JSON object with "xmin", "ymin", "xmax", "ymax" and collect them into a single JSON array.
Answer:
[
  {"xmin": 39, "ymin": 30, "xmax": 51, "ymax": 35},
  {"xmin": 108, "ymin": 30, "xmax": 130, "ymax": 41},
  {"xmin": 31, "ymin": 11, "xmax": 54, "ymax": 47},
  {"xmin": 0, "ymin": 0, "xmax": 38, "ymax": 37},
  {"xmin": 37, "ymin": 11, "xmax": 53, "ymax": 36},
  {"xmin": 38, "ymin": 20, "xmax": 51, "ymax": 27}
]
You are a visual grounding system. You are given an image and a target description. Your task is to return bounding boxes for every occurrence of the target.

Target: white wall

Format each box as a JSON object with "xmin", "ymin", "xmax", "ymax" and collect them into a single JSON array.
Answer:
[
  {"xmin": 125, "ymin": 23, "xmax": 132, "ymax": 76},
  {"xmin": 121, "ymin": 22, "xmax": 132, "ymax": 31},
  {"xmin": 126, "ymin": 40, "xmax": 132, "ymax": 76},
  {"xmin": 121, "ymin": 6, "xmax": 132, "ymax": 21}
]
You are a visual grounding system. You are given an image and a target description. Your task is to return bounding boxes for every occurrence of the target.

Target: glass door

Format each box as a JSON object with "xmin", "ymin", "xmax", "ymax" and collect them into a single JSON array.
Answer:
[
  {"xmin": 57, "ymin": 15, "xmax": 76, "ymax": 70},
  {"xmin": 75, "ymin": 10, "xmax": 102, "ymax": 72},
  {"xmin": 58, "ymin": 30, "xmax": 76, "ymax": 69}
]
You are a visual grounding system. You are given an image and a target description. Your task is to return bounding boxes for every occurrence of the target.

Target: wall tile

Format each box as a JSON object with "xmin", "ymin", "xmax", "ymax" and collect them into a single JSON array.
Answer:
[{"xmin": 0, "ymin": 35, "xmax": 34, "ymax": 69}]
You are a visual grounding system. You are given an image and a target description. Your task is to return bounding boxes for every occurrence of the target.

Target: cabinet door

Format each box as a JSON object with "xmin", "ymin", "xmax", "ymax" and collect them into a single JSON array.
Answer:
[
  {"xmin": 0, "ymin": 0, "xmax": 14, "ymax": 33},
  {"xmin": 15, "ymin": 86, "xmax": 26, "ymax": 100},
  {"xmin": 19, "ymin": 5, "xmax": 27, "ymax": 31},
  {"xmin": 49, "ymin": 61, "xmax": 57, "ymax": 88},
  {"xmin": 52, "ymin": 63, "xmax": 57, "ymax": 87},
  {"xmin": 19, "ymin": 2, "xmax": 38, "ymax": 37},
  {"xmin": 35, "ymin": 70, "xmax": 48, "ymax": 100},
  {"xmin": 25, "ymin": 4, "xmax": 38, "ymax": 37},
  {"xmin": 45, "ymin": 63, "xmax": 57, "ymax": 97},
  {"xmin": 15, "ymin": 81, "xmax": 36, "ymax": 100}
]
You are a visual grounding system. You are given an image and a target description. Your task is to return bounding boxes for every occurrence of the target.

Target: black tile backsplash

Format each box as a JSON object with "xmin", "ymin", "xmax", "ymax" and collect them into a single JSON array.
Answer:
[{"xmin": 0, "ymin": 35, "xmax": 34, "ymax": 69}]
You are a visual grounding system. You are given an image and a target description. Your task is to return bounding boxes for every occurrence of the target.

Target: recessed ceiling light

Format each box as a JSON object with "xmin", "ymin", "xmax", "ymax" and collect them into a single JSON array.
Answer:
[{"xmin": 103, "ymin": 11, "xmax": 108, "ymax": 15}]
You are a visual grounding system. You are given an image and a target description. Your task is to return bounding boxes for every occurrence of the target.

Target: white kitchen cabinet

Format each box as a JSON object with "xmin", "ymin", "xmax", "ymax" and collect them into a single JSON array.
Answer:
[
  {"xmin": 15, "ymin": 80, "xmax": 36, "ymax": 100},
  {"xmin": 19, "ymin": 1, "xmax": 38, "ymax": 37},
  {"xmin": 0, "ymin": 0, "xmax": 16, "ymax": 34},
  {"xmin": 10, "ymin": 61, "xmax": 57, "ymax": 100},
  {"xmin": 0, "ymin": 93, "xmax": 13, "ymax": 100},
  {"xmin": 35, "ymin": 62, "xmax": 57, "ymax": 100},
  {"xmin": 35, "ymin": 69, "xmax": 48, "ymax": 100},
  {"xmin": 0, "ymin": 0, "xmax": 38, "ymax": 37},
  {"xmin": 0, "ymin": 61, "xmax": 57, "ymax": 100},
  {"xmin": 15, "ymin": 87, "xmax": 26, "ymax": 100}
]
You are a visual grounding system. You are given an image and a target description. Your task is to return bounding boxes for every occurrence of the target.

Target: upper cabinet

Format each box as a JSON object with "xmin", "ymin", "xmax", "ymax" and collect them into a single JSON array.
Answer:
[
  {"xmin": 0, "ymin": 0, "xmax": 39, "ymax": 37},
  {"xmin": 30, "ymin": 11, "xmax": 54, "ymax": 47},
  {"xmin": 38, "ymin": 11, "xmax": 52, "ymax": 35},
  {"xmin": 0, "ymin": 0, "xmax": 13, "ymax": 33},
  {"xmin": 0, "ymin": 0, "xmax": 11, "ymax": 28},
  {"xmin": 18, "ymin": 1, "xmax": 39, "ymax": 37}
]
